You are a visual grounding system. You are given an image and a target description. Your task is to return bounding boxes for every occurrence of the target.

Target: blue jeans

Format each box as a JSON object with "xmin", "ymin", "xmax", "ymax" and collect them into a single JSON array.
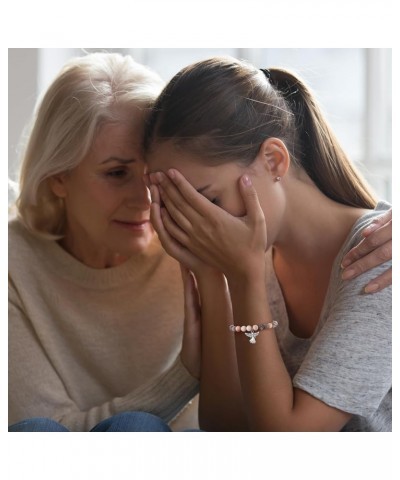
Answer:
[{"xmin": 9, "ymin": 411, "xmax": 176, "ymax": 432}]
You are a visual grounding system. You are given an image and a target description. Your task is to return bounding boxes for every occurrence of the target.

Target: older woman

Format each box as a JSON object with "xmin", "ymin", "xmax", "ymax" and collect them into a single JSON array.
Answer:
[
  {"xmin": 8, "ymin": 52, "xmax": 391, "ymax": 432},
  {"xmin": 8, "ymin": 53, "xmax": 198, "ymax": 432}
]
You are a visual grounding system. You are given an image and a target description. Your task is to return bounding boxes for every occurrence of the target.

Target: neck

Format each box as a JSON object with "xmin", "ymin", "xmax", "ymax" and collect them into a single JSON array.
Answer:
[
  {"xmin": 60, "ymin": 233, "xmax": 129, "ymax": 269},
  {"xmin": 273, "ymin": 177, "xmax": 367, "ymax": 269}
]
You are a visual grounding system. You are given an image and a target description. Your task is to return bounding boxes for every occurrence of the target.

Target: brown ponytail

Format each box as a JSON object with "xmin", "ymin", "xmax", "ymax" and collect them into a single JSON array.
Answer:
[
  {"xmin": 268, "ymin": 68, "xmax": 376, "ymax": 208},
  {"xmin": 145, "ymin": 57, "xmax": 376, "ymax": 209}
]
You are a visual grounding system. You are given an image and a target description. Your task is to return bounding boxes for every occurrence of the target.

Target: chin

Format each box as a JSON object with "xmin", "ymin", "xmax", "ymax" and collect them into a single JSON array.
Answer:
[{"xmin": 126, "ymin": 234, "xmax": 155, "ymax": 255}]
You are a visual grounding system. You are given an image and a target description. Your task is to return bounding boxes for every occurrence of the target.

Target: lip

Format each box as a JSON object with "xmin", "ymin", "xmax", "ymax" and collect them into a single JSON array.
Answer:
[{"xmin": 112, "ymin": 220, "xmax": 151, "ymax": 231}]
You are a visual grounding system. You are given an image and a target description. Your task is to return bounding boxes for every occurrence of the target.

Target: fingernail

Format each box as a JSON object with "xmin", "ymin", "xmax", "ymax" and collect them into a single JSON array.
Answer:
[
  {"xmin": 156, "ymin": 172, "xmax": 163, "ymax": 182},
  {"xmin": 363, "ymin": 223, "xmax": 378, "ymax": 236},
  {"xmin": 149, "ymin": 173, "xmax": 157, "ymax": 184},
  {"xmin": 342, "ymin": 269, "xmax": 355, "ymax": 280},
  {"xmin": 168, "ymin": 169, "xmax": 175, "ymax": 179},
  {"xmin": 341, "ymin": 258, "xmax": 351, "ymax": 268},
  {"xmin": 365, "ymin": 283, "xmax": 379, "ymax": 294},
  {"xmin": 242, "ymin": 175, "xmax": 252, "ymax": 186}
]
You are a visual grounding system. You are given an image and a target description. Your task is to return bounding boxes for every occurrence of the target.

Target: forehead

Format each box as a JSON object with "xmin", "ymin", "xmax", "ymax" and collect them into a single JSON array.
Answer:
[
  {"xmin": 93, "ymin": 120, "xmax": 143, "ymax": 153},
  {"xmin": 146, "ymin": 141, "xmax": 246, "ymax": 188},
  {"xmin": 146, "ymin": 140, "xmax": 217, "ymax": 180},
  {"xmin": 146, "ymin": 141, "xmax": 192, "ymax": 169}
]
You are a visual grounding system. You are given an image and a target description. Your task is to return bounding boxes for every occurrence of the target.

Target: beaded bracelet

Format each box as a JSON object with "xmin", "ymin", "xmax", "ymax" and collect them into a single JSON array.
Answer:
[{"xmin": 229, "ymin": 321, "xmax": 278, "ymax": 344}]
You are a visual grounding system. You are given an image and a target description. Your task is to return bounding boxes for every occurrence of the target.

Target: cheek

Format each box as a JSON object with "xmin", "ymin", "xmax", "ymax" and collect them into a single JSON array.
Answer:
[
  {"xmin": 67, "ymin": 178, "xmax": 122, "ymax": 217},
  {"xmin": 222, "ymin": 189, "xmax": 246, "ymax": 217}
]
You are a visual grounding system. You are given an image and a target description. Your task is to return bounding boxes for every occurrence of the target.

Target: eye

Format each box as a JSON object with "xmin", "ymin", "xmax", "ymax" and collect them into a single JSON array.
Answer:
[{"xmin": 106, "ymin": 168, "xmax": 128, "ymax": 179}]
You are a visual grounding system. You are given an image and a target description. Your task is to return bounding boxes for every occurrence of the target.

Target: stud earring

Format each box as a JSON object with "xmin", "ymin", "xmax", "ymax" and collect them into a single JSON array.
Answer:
[{"xmin": 274, "ymin": 176, "xmax": 281, "ymax": 182}]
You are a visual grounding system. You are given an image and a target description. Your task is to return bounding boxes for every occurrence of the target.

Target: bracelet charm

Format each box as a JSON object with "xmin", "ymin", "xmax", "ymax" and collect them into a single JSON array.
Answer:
[{"xmin": 229, "ymin": 321, "xmax": 278, "ymax": 344}]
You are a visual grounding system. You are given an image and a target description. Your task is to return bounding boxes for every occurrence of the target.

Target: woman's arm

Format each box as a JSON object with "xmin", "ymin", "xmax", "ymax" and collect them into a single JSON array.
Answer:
[
  {"xmin": 151, "ymin": 170, "xmax": 355, "ymax": 431},
  {"xmin": 150, "ymin": 184, "xmax": 248, "ymax": 431},
  {"xmin": 196, "ymin": 269, "xmax": 248, "ymax": 431},
  {"xmin": 227, "ymin": 267, "xmax": 352, "ymax": 431},
  {"xmin": 9, "ymin": 287, "xmax": 198, "ymax": 431},
  {"xmin": 341, "ymin": 208, "xmax": 392, "ymax": 292}
]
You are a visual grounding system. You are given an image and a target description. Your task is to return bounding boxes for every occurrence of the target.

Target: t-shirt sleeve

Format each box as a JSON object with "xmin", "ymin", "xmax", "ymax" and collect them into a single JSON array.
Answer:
[{"xmin": 293, "ymin": 257, "xmax": 391, "ymax": 418}]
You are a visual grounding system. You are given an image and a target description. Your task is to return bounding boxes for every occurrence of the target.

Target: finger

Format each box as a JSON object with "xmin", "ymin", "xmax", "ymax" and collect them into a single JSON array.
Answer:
[
  {"xmin": 180, "ymin": 263, "xmax": 190, "ymax": 284},
  {"xmin": 154, "ymin": 172, "xmax": 200, "ymax": 219},
  {"xmin": 182, "ymin": 269, "xmax": 201, "ymax": 321},
  {"xmin": 343, "ymin": 210, "xmax": 392, "ymax": 267},
  {"xmin": 143, "ymin": 173, "xmax": 151, "ymax": 189},
  {"xmin": 165, "ymin": 169, "xmax": 219, "ymax": 217},
  {"xmin": 364, "ymin": 267, "xmax": 392, "ymax": 294},
  {"xmin": 239, "ymin": 174, "xmax": 264, "ymax": 224},
  {"xmin": 341, "ymin": 225, "xmax": 392, "ymax": 268},
  {"xmin": 362, "ymin": 209, "xmax": 392, "ymax": 238},
  {"xmin": 158, "ymin": 184, "xmax": 194, "ymax": 233},
  {"xmin": 150, "ymin": 198, "xmax": 193, "ymax": 265},
  {"xmin": 149, "ymin": 184, "xmax": 160, "ymax": 205},
  {"xmin": 341, "ymin": 241, "xmax": 392, "ymax": 280},
  {"xmin": 360, "ymin": 218, "xmax": 392, "ymax": 247},
  {"xmin": 160, "ymin": 207, "xmax": 191, "ymax": 247}
]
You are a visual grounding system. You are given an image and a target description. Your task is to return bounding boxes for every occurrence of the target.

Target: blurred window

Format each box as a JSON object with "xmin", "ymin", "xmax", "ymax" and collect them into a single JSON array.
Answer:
[{"xmin": 9, "ymin": 48, "xmax": 392, "ymax": 203}]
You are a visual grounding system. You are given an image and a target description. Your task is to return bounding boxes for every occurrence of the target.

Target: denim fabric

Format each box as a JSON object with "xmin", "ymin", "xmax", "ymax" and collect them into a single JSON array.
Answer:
[
  {"xmin": 90, "ymin": 412, "xmax": 172, "ymax": 432},
  {"xmin": 9, "ymin": 411, "xmax": 174, "ymax": 432},
  {"xmin": 8, "ymin": 417, "xmax": 69, "ymax": 432}
]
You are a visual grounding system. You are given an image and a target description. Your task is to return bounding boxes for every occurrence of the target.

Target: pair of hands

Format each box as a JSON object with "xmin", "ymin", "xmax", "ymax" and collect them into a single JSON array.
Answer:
[
  {"xmin": 149, "ymin": 169, "xmax": 392, "ymax": 378},
  {"xmin": 149, "ymin": 169, "xmax": 264, "ymax": 379},
  {"xmin": 149, "ymin": 170, "xmax": 266, "ymax": 278},
  {"xmin": 149, "ymin": 169, "xmax": 392, "ymax": 291}
]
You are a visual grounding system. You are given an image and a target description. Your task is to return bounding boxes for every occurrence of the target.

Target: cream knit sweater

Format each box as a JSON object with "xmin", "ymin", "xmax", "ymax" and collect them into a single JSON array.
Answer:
[{"xmin": 8, "ymin": 219, "xmax": 199, "ymax": 431}]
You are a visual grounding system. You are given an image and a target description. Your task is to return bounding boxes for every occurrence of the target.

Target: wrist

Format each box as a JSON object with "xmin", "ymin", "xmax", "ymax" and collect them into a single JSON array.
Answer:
[
  {"xmin": 226, "ymin": 263, "xmax": 266, "ymax": 290},
  {"xmin": 195, "ymin": 267, "xmax": 226, "ymax": 289}
]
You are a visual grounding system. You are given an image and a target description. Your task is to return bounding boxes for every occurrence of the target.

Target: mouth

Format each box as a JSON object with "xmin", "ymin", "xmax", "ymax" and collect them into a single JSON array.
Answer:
[{"xmin": 112, "ymin": 220, "xmax": 151, "ymax": 231}]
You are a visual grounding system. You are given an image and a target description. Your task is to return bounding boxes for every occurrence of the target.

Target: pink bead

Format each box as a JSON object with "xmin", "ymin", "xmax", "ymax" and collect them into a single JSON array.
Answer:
[
  {"xmin": 241, "ymin": 326, "xmax": 246, "ymax": 332},
  {"xmin": 246, "ymin": 325, "xmax": 252, "ymax": 332},
  {"xmin": 253, "ymin": 325, "xmax": 259, "ymax": 331},
  {"xmin": 235, "ymin": 326, "xmax": 241, "ymax": 332}
]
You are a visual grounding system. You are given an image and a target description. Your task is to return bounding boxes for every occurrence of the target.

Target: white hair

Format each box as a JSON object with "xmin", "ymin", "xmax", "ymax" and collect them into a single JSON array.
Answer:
[{"xmin": 16, "ymin": 52, "xmax": 164, "ymax": 239}]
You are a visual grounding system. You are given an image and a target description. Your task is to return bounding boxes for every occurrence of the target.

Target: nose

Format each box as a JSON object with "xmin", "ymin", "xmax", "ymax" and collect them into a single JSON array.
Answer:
[{"xmin": 125, "ymin": 175, "xmax": 151, "ymax": 209}]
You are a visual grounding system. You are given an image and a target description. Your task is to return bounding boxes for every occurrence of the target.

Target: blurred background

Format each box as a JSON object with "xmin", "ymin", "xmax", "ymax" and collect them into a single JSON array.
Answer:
[{"xmin": 8, "ymin": 48, "xmax": 392, "ymax": 204}]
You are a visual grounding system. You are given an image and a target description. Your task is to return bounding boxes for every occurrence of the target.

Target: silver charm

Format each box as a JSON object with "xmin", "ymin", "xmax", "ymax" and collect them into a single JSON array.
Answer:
[{"xmin": 245, "ymin": 331, "xmax": 259, "ymax": 344}]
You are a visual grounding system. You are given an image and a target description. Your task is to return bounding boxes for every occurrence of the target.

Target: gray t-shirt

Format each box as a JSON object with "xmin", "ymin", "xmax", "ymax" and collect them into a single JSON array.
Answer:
[{"xmin": 266, "ymin": 202, "xmax": 392, "ymax": 431}]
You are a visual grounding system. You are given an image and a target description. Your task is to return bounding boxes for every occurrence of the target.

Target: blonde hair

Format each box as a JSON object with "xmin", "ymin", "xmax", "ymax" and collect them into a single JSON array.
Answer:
[{"xmin": 16, "ymin": 52, "xmax": 164, "ymax": 239}]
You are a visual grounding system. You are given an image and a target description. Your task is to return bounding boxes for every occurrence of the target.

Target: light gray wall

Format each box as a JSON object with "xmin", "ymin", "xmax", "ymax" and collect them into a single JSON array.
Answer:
[
  {"xmin": 8, "ymin": 49, "xmax": 39, "ymax": 181},
  {"xmin": 8, "ymin": 48, "xmax": 392, "ymax": 203}
]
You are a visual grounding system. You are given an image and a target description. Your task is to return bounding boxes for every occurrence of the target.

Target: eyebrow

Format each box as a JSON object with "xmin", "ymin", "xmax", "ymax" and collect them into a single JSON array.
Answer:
[
  {"xmin": 196, "ymin": 185, "xmax": 211, "ymax": 194},
  {"xmin": 100, "ymin": 157, "xmax": 136, "ymax": 165}
]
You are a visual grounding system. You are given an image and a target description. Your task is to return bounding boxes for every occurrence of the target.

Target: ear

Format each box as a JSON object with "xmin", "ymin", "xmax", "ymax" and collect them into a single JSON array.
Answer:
[
  {"xmin": 48, "ymin": 173, "xmax": 68, "ymax": 198},
  {"xmin": 257, "ymin": 137, "xmax": 290, "ymax": 180}
]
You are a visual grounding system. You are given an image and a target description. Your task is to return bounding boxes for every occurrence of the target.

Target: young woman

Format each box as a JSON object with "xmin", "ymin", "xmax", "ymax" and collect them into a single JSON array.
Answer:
[{"xmin": 145, "ymin": 57, "xmax": 392, "ymax": 431}]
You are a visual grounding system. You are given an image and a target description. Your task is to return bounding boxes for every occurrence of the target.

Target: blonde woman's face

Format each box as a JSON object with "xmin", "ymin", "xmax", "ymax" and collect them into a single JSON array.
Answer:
[{"xmin": 51, "ymin": 119, "xmax": 154, "ymax": 267}]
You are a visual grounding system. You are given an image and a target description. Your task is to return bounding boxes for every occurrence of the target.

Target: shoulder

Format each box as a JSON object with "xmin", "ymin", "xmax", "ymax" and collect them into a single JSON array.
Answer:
[
  {"xmin": 9, "ymin": 218, "xmax": 44, "ymax": 261},
  {"xmin": 8, "ymin": 219, "xmax": 58, "ymax": 286},
  {"xmin": 343, "ymin": 201, "xmax": 391, "ymax": 254},
  {"xmin": 9, "ymin": 218, "xmax": 35, "ymax": 256},
  {"xmin": 320, "ymin": 202, "xmax": 392, "ymax": 332}
]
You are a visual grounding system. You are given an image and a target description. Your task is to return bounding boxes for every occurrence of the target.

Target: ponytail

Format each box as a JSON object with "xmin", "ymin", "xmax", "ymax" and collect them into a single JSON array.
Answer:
[
  {"xmin": 268, "ymin": 68, "xmax": 376, "ymax": 208},
  {"xmin": 146, "ymin": 57, "xmax": 377, "ymax": 210}
]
